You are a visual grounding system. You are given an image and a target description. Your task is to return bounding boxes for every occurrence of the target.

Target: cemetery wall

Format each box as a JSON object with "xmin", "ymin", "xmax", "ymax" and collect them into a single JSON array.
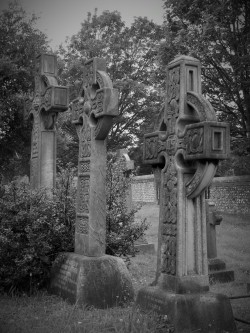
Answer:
[
  {"xmin": 131, "ymin": 175, "xmax": 157, "ymax": 206},
  {"xmin": 131, "ymin": 175, "xmax": 250, "ymax": 215},
  {"xmin": 210, "ymin": 175, "xmax": 250, "ymax": 215}
]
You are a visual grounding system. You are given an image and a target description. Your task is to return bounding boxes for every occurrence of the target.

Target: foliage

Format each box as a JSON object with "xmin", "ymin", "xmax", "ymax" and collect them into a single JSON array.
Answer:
[
  {"xmin": 0, "ymin": 165, "xmax": 76, "ymax": 293},
  {"xmin": 56, "ymin": 10, "xmax": 165, "ymax": 171},
  {"xmin": 106, "ymin": 153, "xmax": 149, "ymax": 258},
  {"xmin": 161, "ymin": 0, "xmax": 250, "ymax": 142},
  {"xmin": 0, "ymin": 2, "xmax": 49, "ymax": 182}
]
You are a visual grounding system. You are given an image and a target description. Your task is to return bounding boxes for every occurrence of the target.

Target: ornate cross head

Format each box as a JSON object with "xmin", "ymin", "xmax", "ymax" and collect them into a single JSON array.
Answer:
[{"xmin": 71, "ymin": 58, "xmax": 118, "ymax": 140}]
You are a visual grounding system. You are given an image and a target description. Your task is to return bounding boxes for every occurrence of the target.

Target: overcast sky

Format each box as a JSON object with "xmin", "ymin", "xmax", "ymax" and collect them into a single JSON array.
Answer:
[{"xmin": 0, "ymin": 0, "xmax": 164, "ymax": 50}]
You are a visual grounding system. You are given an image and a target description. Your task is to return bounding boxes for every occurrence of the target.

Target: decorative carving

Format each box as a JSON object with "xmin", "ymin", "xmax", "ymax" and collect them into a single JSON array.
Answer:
[
  {"xmin": 185, "ymin": 127, "xmax": 204, "ymax": 155},
  {"xmin": 92, "ymin": 90, "xmax": 104, "ymax": 115},
  {"xmin": 79, "ymin": 161, "xmax": 90, "ymax": 174},
  {"xmin": 76, "ymin": 216, "xmax": 89, "ymax": 234},
  {"xmin": 78, "ymin": 177, "xmax": 90, "ymax": 214},
  {"xmin": 144, "ymin": 136, "xmax": 159, "ymax": 160}
]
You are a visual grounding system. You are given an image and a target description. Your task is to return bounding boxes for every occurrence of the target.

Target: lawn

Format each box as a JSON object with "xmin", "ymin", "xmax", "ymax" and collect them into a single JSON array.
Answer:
[{"xmin": 0, "ymin": 204, "xmax": 249, "ymax": 333}]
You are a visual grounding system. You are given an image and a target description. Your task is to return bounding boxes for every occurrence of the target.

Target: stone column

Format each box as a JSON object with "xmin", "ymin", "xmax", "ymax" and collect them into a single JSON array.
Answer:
[
  {"xmin": 50, "ymin": 58, "xmax": 134, "ymax": 308},
  {"xmin": 136, "ymin": 56, "xmax": 237, "ymax": 332},
  {"xmin": 29, "ymin": 54, "xmax": 69, "ymax": 190}
]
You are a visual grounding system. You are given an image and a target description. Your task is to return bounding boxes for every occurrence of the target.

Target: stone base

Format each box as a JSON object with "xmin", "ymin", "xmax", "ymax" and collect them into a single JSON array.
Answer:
[
  {"xmin": 135, "ymin": 243, "xmax": 155, "ymax": 254},
  {"xmin": 136, "ymin": 286, "xmax": 237, "ymax": 332},
  {"xmin": 208, "ymin": 258, "xmax": 235, "ymax": 284},
  {"xmin": 50, "ymin": 252, "xmax": 134, "ymax": 308}
]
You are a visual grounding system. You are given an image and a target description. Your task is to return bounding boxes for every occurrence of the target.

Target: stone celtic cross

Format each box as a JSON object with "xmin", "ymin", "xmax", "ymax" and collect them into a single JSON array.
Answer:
[
  {"xmin": 71, "ymin": 58, "xmax": 118, "ymax": 257},
  {"xmin": 29, "ymin": 54, "xmax": 69, "ymax": 189},
  {"xmin": 143, "ymin": 56, "xmax": 230, "ymax": 293}
]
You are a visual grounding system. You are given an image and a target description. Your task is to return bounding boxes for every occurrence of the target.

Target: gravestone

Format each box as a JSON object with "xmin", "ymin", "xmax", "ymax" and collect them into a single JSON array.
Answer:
[
  {"xmin": 28, "ymin": 54, "xmax": 69, "ymax": 189},
  {"xmin": 136, "ymin": 56, "xmax": 236, "ymax": 332},
  {"xmin": 206, "ymin": 201, "xmax": 234, "ymax": 283},
  {"xmin": 117, "ymin": 149, "xmax": 155, "ymax": 254},
  {"xmin": 50, "ymin": 58, "xmax": 134, "ymax": 308}
]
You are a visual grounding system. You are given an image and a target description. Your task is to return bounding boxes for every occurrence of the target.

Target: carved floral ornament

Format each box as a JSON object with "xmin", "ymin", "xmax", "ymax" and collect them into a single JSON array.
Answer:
[{"xmin": 70, "ymin": 58, "xmax": 118, "ymax": 140}]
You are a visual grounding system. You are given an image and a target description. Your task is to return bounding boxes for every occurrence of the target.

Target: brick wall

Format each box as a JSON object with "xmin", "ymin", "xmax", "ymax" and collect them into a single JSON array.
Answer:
[
  {"xmin": 210, "ymin": 176, "xmax": 250, "ymax": 215},
  {"xmin": 131, "ymin": 174, "xmax": 250, "ymax": 216}
]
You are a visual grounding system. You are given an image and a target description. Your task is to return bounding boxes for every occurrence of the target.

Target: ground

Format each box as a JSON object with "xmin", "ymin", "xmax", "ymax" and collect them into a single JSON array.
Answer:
[{"xmin": 0, "ymin": 204, "xmax": 249, "ymax": 332}]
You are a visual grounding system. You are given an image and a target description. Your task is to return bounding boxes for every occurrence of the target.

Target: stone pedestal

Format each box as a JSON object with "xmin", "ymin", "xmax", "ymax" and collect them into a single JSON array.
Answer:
[
  {"xmin": 50, "ymin": 253, "xmax": 134, "ymax": 308},
  {"xmin": 50, "ymin": 58, "xmax": 134, "ymax": 308},
  {"xmin": 136, "ymin": 286, "xmax": 236, "ymax": 332}
]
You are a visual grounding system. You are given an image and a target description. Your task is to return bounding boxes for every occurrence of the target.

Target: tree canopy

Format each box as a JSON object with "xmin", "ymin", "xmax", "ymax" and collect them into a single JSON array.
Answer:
[
  {"xmin": 0, "ymin": 2, "xmax": 49, "ymax": 181},
  {"xmin": 161, "ymin": 0, "xmax": 250, "ymax": 141},
  {"xmin": 57, "ymin": 10, "xmax": 164, "ymax": 170}
]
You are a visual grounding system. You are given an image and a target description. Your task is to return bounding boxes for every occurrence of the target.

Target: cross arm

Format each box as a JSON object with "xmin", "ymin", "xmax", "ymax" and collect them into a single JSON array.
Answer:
[{"xmin": 143, "ymin": 131, "xmax": 166, "ymax": 165}]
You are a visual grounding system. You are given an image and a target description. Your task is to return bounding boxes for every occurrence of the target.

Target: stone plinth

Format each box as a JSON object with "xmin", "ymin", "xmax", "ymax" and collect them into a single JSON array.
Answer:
[
  {"xmin": 50, "ymin": 253, "xmax": 134, "ymax": 308},
  {"xmin": 136, "ymin": 286, "xmax": 236, "ymax": 333}
]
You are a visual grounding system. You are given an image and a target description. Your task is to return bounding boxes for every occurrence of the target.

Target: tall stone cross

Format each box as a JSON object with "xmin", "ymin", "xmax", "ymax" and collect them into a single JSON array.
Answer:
[
  {"xmin": 29, "ymin": 54, "xmax": 69, "ymax": 189},
  {"xmin": 137, "ymin": 56, "xmax": 236, "ymax": 332},
  {"xmin": 71, "ymin": 58, "xmax": 118, "ymax": 257}
]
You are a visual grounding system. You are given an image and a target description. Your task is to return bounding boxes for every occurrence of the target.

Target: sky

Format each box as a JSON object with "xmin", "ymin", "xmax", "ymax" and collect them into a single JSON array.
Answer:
[{"xmin": 0, "ymin": 0, "xmax": 165, "ymax": 50}]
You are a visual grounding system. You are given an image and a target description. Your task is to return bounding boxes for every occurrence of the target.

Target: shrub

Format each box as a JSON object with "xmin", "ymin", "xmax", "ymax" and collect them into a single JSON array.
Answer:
[
  {"xmin": 106, "ymin": 153, "xmax": 149, "ymax": 259},
  {"xmin": 0, "ymin": 165, "xmax": 76, "ymax": 294}
]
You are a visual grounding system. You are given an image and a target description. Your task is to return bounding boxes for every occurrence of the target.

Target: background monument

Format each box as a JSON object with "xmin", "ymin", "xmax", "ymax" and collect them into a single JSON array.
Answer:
[
  {"xmin": 50, "ymin": 58, "xmax": 134, "ymax": 308},
  {"xmin": 136, "ymin": 56, "xmax": 236, "ymax": 332},
  {"xmin": 29, "ymin": 54, "xmax": 69, "ymax": 190}
]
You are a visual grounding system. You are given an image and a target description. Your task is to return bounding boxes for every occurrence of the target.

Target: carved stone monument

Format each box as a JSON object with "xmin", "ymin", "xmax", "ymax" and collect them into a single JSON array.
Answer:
[
  {"xmin": 29, "ymin": 54, "xmax": 69, "ymax": 189},
  {"xmin": 117, "ymin": 149, "xmax": 155, "ymax": 254},
  {"xmin": 206, "ymin": 201, "xmax": 234, "ymax": 283},
  {"xmin": 136, "ymin": 56, "xmax": 236, "ymax": 332},
  {"xmin": 50, "ymin": 58, "xmax": 134, "ymax": 308}
]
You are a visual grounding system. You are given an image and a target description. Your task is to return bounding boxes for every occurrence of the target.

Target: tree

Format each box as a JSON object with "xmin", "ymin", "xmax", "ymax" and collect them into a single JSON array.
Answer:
[
  {"xmin": 0, "ymin": 2, "xmax": 49, "ymax": 182},
  {"xmin": 161, "ymin": 0, "xmax": 250, "ymax": 140},
  {"xmin": 57, "ymin": 10, "xmax": 165, "ymax": 170}
]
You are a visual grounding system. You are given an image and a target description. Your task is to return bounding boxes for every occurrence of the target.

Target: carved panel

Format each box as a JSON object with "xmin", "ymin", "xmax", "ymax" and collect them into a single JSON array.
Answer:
[
  {"xmin": 161, "ymin": 157, "xmax": 177, "ymax": 275},
  {"xmin": 78, "ymin": 177, "xmax": 90, "ymax": 214},
  {"xmin": 185, "ymin": 127, "xmax": 204, "ymax": 155},
  {"xmin": 41, "ymin": 87, "xmax": 52, "ymax": 109},
  {"xmin": 96, "ymin": 72, "xmax": 105, "ymax": 88},
  {"xmin": 76, "ymin": 216, "xmax": 89, "ymax": 234},
  {"xmin": 79, "ymin": 161, "xmax": 90, "ymax": 173},
  {"xmin": 92, "ymin": 90, "xmax": 104, "ymax": 115}
]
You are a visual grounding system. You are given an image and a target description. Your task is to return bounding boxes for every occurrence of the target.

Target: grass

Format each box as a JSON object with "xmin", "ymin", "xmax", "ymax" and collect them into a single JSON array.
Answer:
[{"xmin": 0, "ymin": 204, "xmax": 249, "ymax": 332}]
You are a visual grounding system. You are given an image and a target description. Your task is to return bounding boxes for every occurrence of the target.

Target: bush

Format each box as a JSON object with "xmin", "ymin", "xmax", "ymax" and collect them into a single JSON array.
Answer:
[
  {"xmin": 0, "ymin": 158, "xmax": 148, "ymax": 294},
  {"xmin": 106, "ymin": 153, "xmax": 149, "ymax": 258},
  {"xmin": 0, "ymin": 165, "xmax": 76, "ymax": 294}
]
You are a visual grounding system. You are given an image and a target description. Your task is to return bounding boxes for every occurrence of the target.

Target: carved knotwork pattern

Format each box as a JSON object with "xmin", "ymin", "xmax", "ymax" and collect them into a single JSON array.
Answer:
[
  {"xmin": 78, "ymin": 177, "xmax": 90, "ymax": 213},
  {"xmin": 41, "ymin": 87, "xmax": 52, "ymax": 109},
  {"xmin": 76, "ymin": 216, "xmax": 89, "ymax": 234},
  {"xmin": 92, "ymin": 90, "xmax": 104, "ymax": 115},
  {"xmin": 80, "ymin": 118, "xmax": 91, "ymax": 158},
  {"xmin": 185, "ymin": 128, "xmax": 204, "ymax": 155},
  {"xmin": 161, "ymin": 157, "xmax": 177, "ymax": 275},
  {"xmin": 96, "ymin": 72, "xmax": 105, "ymax": 88},
  {"xmin": 79, "ymin": 161, "xmax": 90, "ymax": 173}
]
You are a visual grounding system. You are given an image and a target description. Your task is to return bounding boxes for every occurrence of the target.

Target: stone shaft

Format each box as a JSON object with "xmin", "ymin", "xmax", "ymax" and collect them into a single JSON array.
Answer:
[
  {"xmin": 29, "ymin": 54, "xmax": 69, "ymax": 190},
  {"xmin": 143, "ymin": 56, "xmax": 230, "ymax": 293},
  {"xmin": 71, "ymin": 58, "xmax": 118, "ymax": 257}
]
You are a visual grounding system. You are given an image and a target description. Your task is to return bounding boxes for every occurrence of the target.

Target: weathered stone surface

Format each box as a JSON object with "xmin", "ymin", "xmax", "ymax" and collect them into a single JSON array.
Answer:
[
  {"xmin": 28, "ymin": 54, "xmax": 69, "ymax": 190},
  {"xmin": 71, "ymin": 58, "xmax": 119, "ymax": 257},
  {"xmin": 136, "ymin": 286, "xmax": 237, "ymax": 332},
  {"xmin": 50, "ymin": 57, "xmax": 134, "ymax": 308},
  {"xmin": 50, "ymin": 253, "xmax": 134, "ymax": 308},
  {"xmin": 136, "ymin": 55, "xmax": 234, "ymax": 332}
]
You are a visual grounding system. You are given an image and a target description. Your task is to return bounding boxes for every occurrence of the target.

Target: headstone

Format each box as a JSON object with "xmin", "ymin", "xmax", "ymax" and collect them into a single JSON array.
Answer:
[
  {"xmin": 136, "ymin": 56, "xmax": 236, "ymax": 332},
  {"xmin": 28, "ymin": 54, "xmax": 69, "ymax": 190},
  {"xmin": 50, "ymin": 58, "xmax": 134, "ymax": 308},
  {"xmin": 206, "ymin": 201, "xmax": 234, "ymax": 283},
  {"xmin": 117, "ymin": 149, "xmax": 155, "ymax": 254}
]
